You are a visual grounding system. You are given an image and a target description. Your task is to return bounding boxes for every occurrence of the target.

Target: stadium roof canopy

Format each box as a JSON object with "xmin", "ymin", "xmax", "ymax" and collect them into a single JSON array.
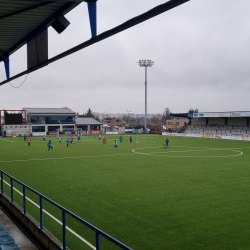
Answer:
[
  {"xmin": 23, "ymin": 107, "xmax": 75, "ymax": 114},
  {"xmin": 170, "ymin": 113, "xmax": 189, "ymax": 118},
  {"xmin": 0, "ymin": 0, "xmax": 83, "ymax": 58},
  {"xmin": 0, "ymin": 0, "xmax": 190, "ymax": 86},
  {"xmin": 171, "ymin": 111, "xmax": 250, "ymax": 119}
]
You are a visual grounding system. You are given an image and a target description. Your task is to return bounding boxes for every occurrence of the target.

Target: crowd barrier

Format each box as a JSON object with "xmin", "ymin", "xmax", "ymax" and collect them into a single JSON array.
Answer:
[{"xmin": 0, "ymin": 171, "xmax": 133, "ymax": 250}]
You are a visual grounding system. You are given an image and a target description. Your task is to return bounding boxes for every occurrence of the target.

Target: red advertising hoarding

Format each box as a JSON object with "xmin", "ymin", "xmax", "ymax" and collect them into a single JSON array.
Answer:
[
  {"xmin": 49, "ymin": 132, "xmax": 58, "ymax": 135},
  {"xmin": 89, "ymin": 130, "xmax": 102, "ymax": 134}
]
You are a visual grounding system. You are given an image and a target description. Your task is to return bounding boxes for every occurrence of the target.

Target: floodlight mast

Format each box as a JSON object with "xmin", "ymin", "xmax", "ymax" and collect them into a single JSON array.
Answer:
[{"xmin": 137, "ymin": 59, "xmax": 154, "ymax": 131}]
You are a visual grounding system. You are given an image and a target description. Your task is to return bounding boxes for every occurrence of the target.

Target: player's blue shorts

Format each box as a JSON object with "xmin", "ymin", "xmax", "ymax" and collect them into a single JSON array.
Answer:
[
  {"xmin": 43, "ymin": 138, "xmax": 45, "ymax": 141},
  {"xmin": 28, "ymin": 142, "xmax": 30, "ymax": 145},
  {"xmin": 114, "ymin": 144, "xmax": 118, "ymax": 148}
]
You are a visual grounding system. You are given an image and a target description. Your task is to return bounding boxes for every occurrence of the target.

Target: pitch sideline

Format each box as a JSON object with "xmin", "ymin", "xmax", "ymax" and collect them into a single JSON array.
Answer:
[
  {"xmin": 132, "ymin": 146, "xmax": 244, "ymax": 158},
  {"xmin": 1, "ymin": 179, "xmax": 95, "ymax": 250}
]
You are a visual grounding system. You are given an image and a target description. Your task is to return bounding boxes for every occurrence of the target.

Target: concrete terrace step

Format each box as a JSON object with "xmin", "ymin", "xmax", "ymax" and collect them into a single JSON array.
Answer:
[
  {"xmin": 0, "ymin": 223, "xmax": 20, "ymax": 249},
  {"xmin": 1, "ymin": 245, "xmax": 22, "ymax": 250}
]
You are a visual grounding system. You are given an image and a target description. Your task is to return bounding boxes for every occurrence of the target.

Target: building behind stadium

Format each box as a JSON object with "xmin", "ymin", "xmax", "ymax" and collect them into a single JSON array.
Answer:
[{"xmin": 0, "ymin": 108, "xmax": 102, "ymax": 136}]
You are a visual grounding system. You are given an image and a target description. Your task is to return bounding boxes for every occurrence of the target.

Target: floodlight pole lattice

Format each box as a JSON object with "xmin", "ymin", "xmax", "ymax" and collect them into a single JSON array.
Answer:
[{"xmin": 137, "ymin": 60, "xmax": 154, "ymax": 131}]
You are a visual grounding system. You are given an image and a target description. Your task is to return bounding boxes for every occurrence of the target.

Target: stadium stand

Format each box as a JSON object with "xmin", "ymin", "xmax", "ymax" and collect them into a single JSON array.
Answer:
[
  {"xmin": 185, "ymin": 124, "xmax": 250, "ymax": 137},
  {"xmin": 170, "ymin": 111, "xmax": 250, "ymax": 138},
  {"xmin": 173, "ymin": 111, "xmax": 250, "ymax": 138}
]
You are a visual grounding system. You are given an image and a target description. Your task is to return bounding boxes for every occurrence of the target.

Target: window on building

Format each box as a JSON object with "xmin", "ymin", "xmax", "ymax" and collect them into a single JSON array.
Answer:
[
  {"xmin": 168, "ymin": 122, "xmax": 170, "ymax": 125},
  {"xmin": 32, "ymin": 126, "xmax": 45, "ymax": 132},
  {"xmin": 63, "ymin": 126, "xmax": 74, "ymax": 132},
  {"xmin": 171, "ymin": 122, "xmax": 173, "ymax": 125},
  {"xmin": 176, "ymin": 122, "xmax": 179, "ymax": 125},
  {"xmin": 30, "ymin": 115, "xmax": 75, "ymax": 124},
  {"xmin": 116, "ymin": 119, "xmax": 119, "ymax": 122},
  {"xmin": 184, "ymin": 122, "xmax": 186, "ymax": 125},
  {"xmin": 90, "ymin": 125, "xmax": 100, "ymax": 130},
  {"xmin": 77, "ymin": 125, "xmax": 88, "ymax": 131},
  {"xmin": 48, "ymin": 126, "xmax": 60, "ymax": 132}
]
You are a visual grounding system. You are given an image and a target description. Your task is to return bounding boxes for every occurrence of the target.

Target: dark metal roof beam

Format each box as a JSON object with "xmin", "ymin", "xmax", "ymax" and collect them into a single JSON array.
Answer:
[
  {"xmin": 0, "ymin": 0, "xmax": 190, "ymax": 86},
  {"xmin": 0, "ymin": 1, "xmax": 54, "ymax": 20},
  {"xmin": 2, "ymin": 1, "xmax": 79, "ymax": 57}
]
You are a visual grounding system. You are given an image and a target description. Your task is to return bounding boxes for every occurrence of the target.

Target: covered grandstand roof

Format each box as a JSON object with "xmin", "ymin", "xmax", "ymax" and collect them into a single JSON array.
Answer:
[
  {"xmin": 170, "ymin": 113, "xmax": 189, "ymax": 118},
  {"xmin": 0, "ymin": 0, "xmax": 190, "ymax": 86},
  {"xmin": 23, "ymin": 107, "xmax": 75, "ymax": 114},
  {"xmin": 188, "ymin": 111, "xmax": 250, "ymax": 118},
  {"xmin": 0, "ymin": 0, "xmax": 83, "ymax": 58},
  {"xmin": 171, "ymin": 111, "xmax": 250, "ymax": 118},
  {"xmin": 76, "ymin": 117, "xmax": 101, "ymax": 125}
]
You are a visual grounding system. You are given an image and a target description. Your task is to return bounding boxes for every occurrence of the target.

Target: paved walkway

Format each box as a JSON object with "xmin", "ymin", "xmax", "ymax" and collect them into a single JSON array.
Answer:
[{"xmin": 0, "ymin": 208, "xmax": 38, "ymax": 250}]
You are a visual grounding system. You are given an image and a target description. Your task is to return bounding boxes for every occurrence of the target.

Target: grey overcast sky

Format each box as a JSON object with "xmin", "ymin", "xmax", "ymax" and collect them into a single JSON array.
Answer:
[{"xmin": 1, "ymin": 0, "xmax": 250, "ymax": 115}]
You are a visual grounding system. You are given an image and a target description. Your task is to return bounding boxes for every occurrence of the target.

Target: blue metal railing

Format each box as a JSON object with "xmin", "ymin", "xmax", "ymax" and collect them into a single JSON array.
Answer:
[{"xmin": 0, "ymin": 170, "xmax": 133, "ymax": 250}]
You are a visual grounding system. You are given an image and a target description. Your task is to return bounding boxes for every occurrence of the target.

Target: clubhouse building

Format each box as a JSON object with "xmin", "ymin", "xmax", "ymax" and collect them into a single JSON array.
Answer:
[{"xmin": 0, "ymin": 108, "xmax": 102, "ymax": 136}]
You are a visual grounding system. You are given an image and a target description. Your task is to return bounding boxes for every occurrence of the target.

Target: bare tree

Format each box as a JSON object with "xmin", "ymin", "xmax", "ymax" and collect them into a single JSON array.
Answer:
[
  {"xmin": 150, "ymin": 114, "xmax": 162, "ymax": 124},
  {"xmin": 188, "ymin": 108, "xmax": 199, "ymax": 113},
  {"xmin": 162, "ymin": 107, "xmax": 171, "ymax": 122}
]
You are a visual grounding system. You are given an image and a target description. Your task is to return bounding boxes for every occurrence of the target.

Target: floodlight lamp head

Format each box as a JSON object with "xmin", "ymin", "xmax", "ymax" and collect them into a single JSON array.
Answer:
[{"xmin": 138, "ymin": 59, "xmax": 154, "ymax": 67}]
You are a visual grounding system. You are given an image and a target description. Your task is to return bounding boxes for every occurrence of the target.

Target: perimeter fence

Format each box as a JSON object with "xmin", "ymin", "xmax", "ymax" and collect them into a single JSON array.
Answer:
[{"xmin": 0, "ymin": 170, "xmax": 133, "ymax": 250}]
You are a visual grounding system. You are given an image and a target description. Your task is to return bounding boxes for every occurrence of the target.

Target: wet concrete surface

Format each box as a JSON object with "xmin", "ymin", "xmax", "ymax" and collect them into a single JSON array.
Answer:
[{"xmin": 0, "ymin": 208, "xmax": 38, "ymax": 250}]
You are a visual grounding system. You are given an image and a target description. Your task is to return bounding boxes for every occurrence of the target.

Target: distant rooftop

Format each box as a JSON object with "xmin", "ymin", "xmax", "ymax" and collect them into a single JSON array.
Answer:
[
  {"xmin": 168, "ymin": 117, "xmax": 189, "ymax": 120},
  {"xmin": 130, "ymin": 117, "xmax": 154, "ymax": 126},
  {"xmin": 76, "ymin": 117, "xmax": 102, "ymax": 125},
  {"xmin": 23, "ymin": 108, "xmax": 75, "ymax": 114}
]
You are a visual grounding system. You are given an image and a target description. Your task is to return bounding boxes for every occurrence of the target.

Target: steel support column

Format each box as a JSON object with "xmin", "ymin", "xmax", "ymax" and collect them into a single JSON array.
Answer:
[
  {"xmin": 145, "ymin": 66, "xmax": 147, "ymax": 130},
  {"xmin": 87, "ymin": 1, "xmax": 97, "ymax": 37},
  {"xmin": 1, "ymin": 56, "xmax": 10, "ymax": 79}
]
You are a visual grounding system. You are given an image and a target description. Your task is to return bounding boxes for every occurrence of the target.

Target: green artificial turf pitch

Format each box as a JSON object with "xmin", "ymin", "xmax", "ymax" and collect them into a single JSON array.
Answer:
[{"xmin": 0, "ymin": 134, "xmax": 250, "ymax": 250}]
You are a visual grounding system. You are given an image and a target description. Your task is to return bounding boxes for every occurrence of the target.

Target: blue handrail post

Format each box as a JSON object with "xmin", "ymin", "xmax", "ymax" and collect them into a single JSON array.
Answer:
[
  {"xmin": 3, "ymin": 56, "xmax": 10, "ymax": 79},
  {"xmin": 96, "ymin": 232, "xmax": 100, "ymax": 250},
  {"xmin": 23, "ymin": 186, "xmax": 27, "ymax": 214},
  {"xmin": 39, "ymin": 196, "xmax": 44, "ymax": 229},
  {"xmin": 11, "ymin": 178, "xmax": 14, "ymax": 203},
  {"xmin": 87, "ymin": 0, "xmax": 97, "ymax": 37},
  {"xmin": 62, "ymin": 211, "xmax": 67, "ymax": 250},
  {"xmin": 1, "ymin": 171, "xmax": 3, "ymax": 194}
]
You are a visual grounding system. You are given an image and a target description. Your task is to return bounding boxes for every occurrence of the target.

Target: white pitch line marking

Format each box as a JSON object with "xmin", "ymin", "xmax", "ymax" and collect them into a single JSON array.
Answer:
[
  {"xmin": 0, "ymin": 145, "xmax": 248, "ymax": 163},
  {"xmin": 1, "ymin": 179, "xmax": 95, "ymax": 250},
  {"xmin": 132, "ymin": 146, "xmax": 244, "ymax": 158},
  {"xmin": 0, "ymin": 153, "xmax": 135, "ymax": 163},
  {"xmin": 0, "ymin": 138, "xmax": 16, "ymax": 143}
]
